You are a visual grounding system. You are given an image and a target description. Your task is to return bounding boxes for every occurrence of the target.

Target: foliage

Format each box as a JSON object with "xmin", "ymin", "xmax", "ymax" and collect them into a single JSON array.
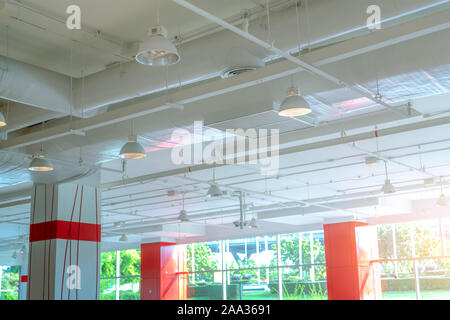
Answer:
[
  {"xmin": 271, "ymin": 233, "xmax": 326, "ymax": 281},
  {"xmin": 187, "ymin": 243, "xmax": 219, "ymax": 282},
  {"xmin": 100, "ymin": 251, "xmax": 116, "ymax": 278},
  {"xmin": 100, "ymin": 250, "xmax": 141, "ymax": 300},
  {"xmin": 0, "ymin": 266, "xmax": 20, "ymax": 300},
  {"xmin": 377, "ymin": 222, "xmax": 450, "ymax": 276}
]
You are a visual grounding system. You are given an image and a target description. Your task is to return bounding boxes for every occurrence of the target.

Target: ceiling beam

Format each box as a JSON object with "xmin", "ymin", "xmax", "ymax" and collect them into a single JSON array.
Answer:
[{"xmin": 2, "ymin": 7, "xmax": 450, "ymax": 150}]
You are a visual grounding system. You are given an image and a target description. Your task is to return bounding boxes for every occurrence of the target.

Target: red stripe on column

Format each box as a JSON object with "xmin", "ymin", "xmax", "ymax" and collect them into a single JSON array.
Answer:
[{"xmin": 30, "ymin": 221, "xmax": 101, "ymax": 242}]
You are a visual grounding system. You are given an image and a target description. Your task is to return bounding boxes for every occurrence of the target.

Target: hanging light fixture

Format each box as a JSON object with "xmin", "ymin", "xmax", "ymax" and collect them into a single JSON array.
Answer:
[
  {"xmin": 119, "ymin": 234, "xmax": 128, "ymax": 242},
  {"xmin": 178, "ymin": 193, "xmax": 190, "ymax": 222},
  {"xmin": 135, "ymin": 1, "xmax": 180, "ymax": 66},
  {"xmin": 380, "ymin": 161, "xmax": 396, "ymax": 194},
  {"xmin": 119, "ymin": 135, "xmax": 146, "ymax": 159},
  {"xmin": 207, "ymin": 168, "xmax": 223, "ymax": 197},
  {"xmin": 278, "ymin": 87, "xmax": 312, "ymax": 117},
  {"xmin": 119, "ymin": 120, "xmax": 147, "ymax": 159},
  {"xmin": 0, "ymin": 110, "xmax": 6, "ymax": 127},
  {"xmin": 136, "ymin": 26, "xmax": 180, "ymax": 66},
  {"xmin": 249, "ymin": 217, "xmax": 259, "ymax": 229},
  {"xmin": 437, "ymin": 178, "xmax": 447, "ymax": 207},
  {"xmin": 365, "ymin": 156, "xmax": 379, "ymax": 166},
  {"xmin": 11, "ymin": 251, "xmax": 17, "ymax": 259},
  {"xmin": 28, "ymin": 145, "xmax": 54, "ymax": 172}
]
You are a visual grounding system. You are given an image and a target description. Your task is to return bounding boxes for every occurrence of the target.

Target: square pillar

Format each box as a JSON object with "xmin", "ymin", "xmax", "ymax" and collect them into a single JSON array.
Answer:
[
  {"xmin": 140, "ymin": 242, "xmax": 187, "ymax": 300},
  {"xmin": 324, "ymin": 222, "xmax": 380, "ymax": 300},
  {"xmin": 27, "ymin": 182, "xmax": 101, "ymax": 300}
]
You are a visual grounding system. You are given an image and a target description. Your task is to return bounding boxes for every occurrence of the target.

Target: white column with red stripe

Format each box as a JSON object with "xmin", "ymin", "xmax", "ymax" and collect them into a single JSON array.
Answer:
[{"xmin": 27, "ymin": 177, "xmax": 101, "ymax": 300}]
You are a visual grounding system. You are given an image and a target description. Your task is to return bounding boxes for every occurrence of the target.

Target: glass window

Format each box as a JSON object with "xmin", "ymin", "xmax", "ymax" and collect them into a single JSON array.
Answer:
[
  {"xmin": 0, "ymin": 266, "xmax": 20, "ymax": 300},
  {"xmin": 375, "ymin": 218, "xmax": 450, "ymax": 300},
  {"xmin": 100, "ymin": 249, "xmax": 141, "ymax": 300},
  {"xmin": 119, "ymin": 249, "xmax": 141, "ymax": 277},
  {"xmin": 119, "ymin": 277, "xmax": 140, "ymax": 300},
  {"xmin": 418, "ymin": 258, "xmax": 450, "ymax": 300},
  {"xmin": 187, "ymin": 272, "xmax": 223, "ymax": 300},
  {"xmin": 185, "ymin": 231, "xmax": 326, "ymax": 300},
  {"xmin": 413, "ymin": 220, "xmax": 442, "ymax": 257},
  {"xmin": 280, "ymin": 267, "xmax": 327, "ymax": 300},
  {"xmin": 187, "ymin": 242, "xmax": 221, "ymax": 273},
  {"xmin": 99, "ymin": 279, "xmax": 116, "ymax": 300},
  {"xmin": 100, "ymin": 251, "xmax": 116, "ymax": 278},
  {"xmin": 378, "ymin": 261, "xmax": 416, "ymax": 300}
]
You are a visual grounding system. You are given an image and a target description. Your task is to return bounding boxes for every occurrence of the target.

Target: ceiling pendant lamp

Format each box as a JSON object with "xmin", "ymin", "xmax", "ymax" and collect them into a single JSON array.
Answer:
[
  {"xmin": 381, "ymin": 161, "xmax": 396, "ymax": 194},
  {"xmin": 28, "ymin": 145, "xmax": 54, "ymax": 172},
  {"xmin": 178, "ymin": 194, "xmax": 190, "ymax": 222},
  {"xmin": 119, "ymin": 134, "xmax": 147, "ymax": 159},
  {"xmin": 437, "ymin": 178, "xmax": 447, "ymax": 207},
  {"xmin": 135, "ymin": 1, "xmax": 180, "ymax": 66},
  {"xmin": 207, "ymin": 168, "xmax": 223, "ymax": 197},
  {"xmin": 249, "ymin": 217, "xmax": 259, "ymax": 229},
  {"xmin": 136, "ymin": 25, "xmax": 180, "ymax": 66},
  {"xmin": 0, "ymin": 110, "xmax": 6, "ymax": 127},
  {"xmin": 119, "ymin": 234, "xmax": 128, "ymax": 242},
  {"xmin": 278, "ymin": 87, "xmax": 312, "ymax": 117}
]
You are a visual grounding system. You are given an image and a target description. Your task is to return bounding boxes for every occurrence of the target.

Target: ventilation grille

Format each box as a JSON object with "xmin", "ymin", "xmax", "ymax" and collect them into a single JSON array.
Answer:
[{"xmin": 221, "ymin": 66, "xmax": 259, "ymax": 79}]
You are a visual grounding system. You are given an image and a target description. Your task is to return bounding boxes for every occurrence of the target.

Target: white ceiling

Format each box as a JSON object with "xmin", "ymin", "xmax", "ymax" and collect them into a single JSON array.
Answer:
[{"xmin": 1, "ymin": 0, "xmax": 450, "ymax": 260}]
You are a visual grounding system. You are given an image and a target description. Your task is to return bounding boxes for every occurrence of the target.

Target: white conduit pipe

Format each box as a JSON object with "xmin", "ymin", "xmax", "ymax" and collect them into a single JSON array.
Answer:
[{"xmin": 171, "ymin": 0, "xmax": 410, "ymax": 118}]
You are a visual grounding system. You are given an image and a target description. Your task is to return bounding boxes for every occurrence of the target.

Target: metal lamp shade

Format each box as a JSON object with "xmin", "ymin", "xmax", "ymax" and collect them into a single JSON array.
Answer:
[
  {"xmin": 207, "ymin": 184, "xmax": 223, "ymax": 197},
  {"xmin": 279, "ymin": 94, "xmax": 312, "ymax": 117},
  {"xmin": 381, "ymin": 179, "xmax": 396, "ymax": 194},
  {"xmin": 0, "ymin": 111, "xmax": 6, "ymax": 127},
  {"xmin": 28, "ymin": 157, "xmax": 54, "ymax": 172},
  {"xmin": 119, "ymin": 136, "xmax": 147, "ymax": 159},
  {"xmin": 136, "ymin": 35, "xmax": 180, "ymax": 66}
]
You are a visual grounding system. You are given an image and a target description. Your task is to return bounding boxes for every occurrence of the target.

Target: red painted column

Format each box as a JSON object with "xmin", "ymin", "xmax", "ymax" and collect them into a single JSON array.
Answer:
[
  {"xmin": 324, "ymin": 222, "xmax": 380, "ymax": 300},
  {"xmin": 27, "ymin": 183, "xmax": 101, "ymax": 300},
  {"xmin": 140, "ymin": 242, "xmax": 187, "ymax": 300}
]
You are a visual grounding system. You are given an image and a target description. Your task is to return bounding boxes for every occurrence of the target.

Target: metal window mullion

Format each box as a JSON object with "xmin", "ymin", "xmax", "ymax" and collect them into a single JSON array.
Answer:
[
  {"xmin": 392, "ymin": 225, "xmax": 399, "ymax": 278},
  {"xmin": 115, "ymin": 250, "xmax": 120, "ymax": 301},
  {"xmin": 221, "ymin": 240, "xmax": 226, "ymax": 300},
  {"xmin": 310, "ymin": 233, "xmax": 315, "ymax": 282},
  {"xmin": 439, "ymin": 218, "xmax": 446, "ymax": 256},
  {"xmin": 277, "ymin": 234, "xmax": 282, "ymax": 300}
]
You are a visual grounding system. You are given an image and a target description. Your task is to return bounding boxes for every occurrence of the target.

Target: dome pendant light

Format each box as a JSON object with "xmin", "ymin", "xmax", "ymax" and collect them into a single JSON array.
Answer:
[
  {"xmin": 178, "ymin": 193, "xmax": 190, "ymax": 222},
  {"xmin": 136, "ymin": 1, "xmax": 180, "ymax": 66},
  {"xmin": 119, "ymin": 234, "xmax": 128, "ymax": 242},
  {"xmin": 28, "ymin": 145, "xmax": 54, "ymax": 172},
  {"xmin": 278, "ymin": 87, "xmax": 312, "ymax": 117},
  {"xmin": 437, "ymin": 178, "xmax": 447, "ymax": 207},
  {"xmin": 136, "ymin": 25, "xmax": 180, "ymax": 66},
  {"xmin": 119, "ymin": 120, "xmax": 146, "ymax": 159},
  {"xmin": 207, "ymin": 168, "xmax": 223, "ymax": 197},
  {"xmin": 249, "ymin": 217, "xmax": 259, "ymax": 229},
  {"xmin": 381, "ymin": 161, "xmax": 396, "ymax": 194},
  {"xmin": 0, "ymin": 110, "xmax": 6, "ymax": 127},
  {"xmin": 119, "ymin": 135, "xmax": 147, "ymax": 159}
]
